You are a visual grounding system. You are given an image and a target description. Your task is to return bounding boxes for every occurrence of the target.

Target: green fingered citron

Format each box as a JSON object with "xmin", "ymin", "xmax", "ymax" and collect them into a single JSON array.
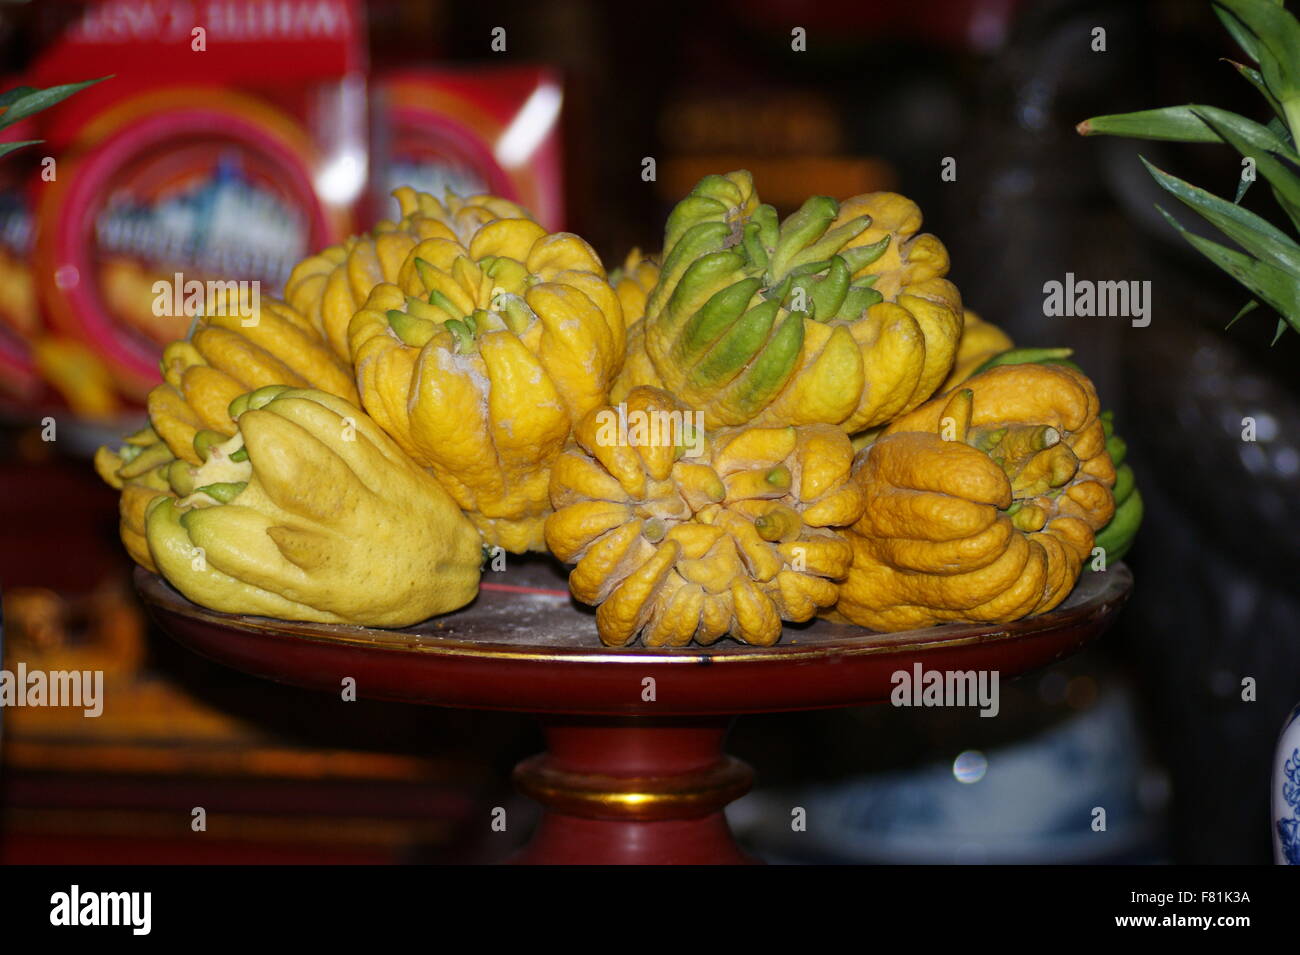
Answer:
[
  {"xmin": 1092, "ymin": 410, "xmax": 1144, "ymax": 564},
  {"xmin": 614, "ymin": 170, "xmax": 964, "ymax": 433}
]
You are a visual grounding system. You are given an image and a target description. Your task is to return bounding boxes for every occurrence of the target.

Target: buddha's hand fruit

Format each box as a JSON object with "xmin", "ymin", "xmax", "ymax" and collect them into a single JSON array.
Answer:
[
  {"xmin": 284, "ymin": 186, "xmax": 532, "ymax": 359},
  {"xmin": 609, "ymin": 248, "xmax": 661, "ymax": 326},
  {"xmin": 959, "ymin": 343, "xmax": 1144, "ymax": 567},
  {"xmin": 608, "ymin": 248, "xmax": 662, "ymax": 403},
  {"xmin": 1093, "ymin": 410, "xmax": 1143, "ymax": 565},
  {"xmin": 621, "ymin": 170, "xmax": 963, "ymax": 431},
  {"xmin": 94, "ymin": 424, "xmax": 174, "ymax": 573},
  {"xmin": 545, "ymin": 386, "xmax": 864, "ymax": 647},
  {"xmin": 836, "ymin": 363, "xmax": 1116, "ymax": 631},
  {"xmin": 940, "ymin": 309, "xmax": 1014, "ymax": 393},
  {"xmin": 145, "ymin": 388, "xmax": 482, "ymax": 627},
  {"xmin": 94, "ymin": 297, "xmax": 357, "ymax": 571},
  {"xmin": 348, "ymin": 217, "xmax": 626, "ymax": 553},
  {"xmin": 145, "ymin": 298, "xmax": 358, "ymax": 465}
]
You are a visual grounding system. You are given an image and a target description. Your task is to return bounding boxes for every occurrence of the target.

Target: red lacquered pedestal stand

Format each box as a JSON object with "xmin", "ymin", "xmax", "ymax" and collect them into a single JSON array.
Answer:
[{"xmin": 136, "ymin": 560, "xmax": 1131, "ymax": 865}]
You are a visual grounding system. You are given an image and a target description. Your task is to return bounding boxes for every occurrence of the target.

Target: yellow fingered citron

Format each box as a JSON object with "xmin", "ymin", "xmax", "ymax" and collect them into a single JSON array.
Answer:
[
  {"xmin": 609, "ymin": 248, "xmax": 661, "ymax": 326},
  {"xmin": 940, "ymin": 309, "xmax": 1013, "ymax": 393},
  {"xmin": 95, "ymin": 297, "xmax": 358, "ymax": 569},
  {"xmin": 147, "ymin": 299, "xmax": 359, "ymax": 465},
  {"xmin": 836, "ymin": 363, "xmax": 1116, "ymax": 631},
  {"xmin": 545, "ymin": 386, "xmax": 865, "ymax": 646},
  {"xmin": 347, "ymin": 216, "xmax": 626, "ymax": 553},
  {"xmin": 609, "ymin": 248, "xmax": 662, "ymax": 406},
  {"xmin": 145, "ymin": 387, "xmax": 482, "ymax": 627},
  {"xmin": 94, "ymin": 423, "xmax": 173, "ymax": 573},
  {"xmin": 284, "ymin": 186, "xmax": 533, "ymax": 360}
]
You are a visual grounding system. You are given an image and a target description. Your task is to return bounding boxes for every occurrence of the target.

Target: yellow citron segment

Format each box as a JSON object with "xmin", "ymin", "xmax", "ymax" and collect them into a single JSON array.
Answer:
[
  {"xmin": 145, "ymin": 389, "xmax": 482, "ymax": 628},
  {"xmin": 837, "ymin": 363, "xmax": 1116, "ymax": 631},
  {"xmin": 347, "ymin": 219, "xmax": 624, "ymax": 553},
  {"xmin": 547, "ymin": 386, "xmax": 864, "ymax": 646}
]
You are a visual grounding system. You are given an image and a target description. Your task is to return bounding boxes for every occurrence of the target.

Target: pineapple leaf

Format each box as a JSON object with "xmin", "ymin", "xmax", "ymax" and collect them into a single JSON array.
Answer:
[
  {"xmin": 1078, "ymin": 105, "xmax": 1226, "ymax": 142},
  {"xmin": 0, "ymin": 139, "xmax": 42, "ymax": 159},
  {"xmin": 1213, "ymin": 1, "xmax": 1300, "ymax": 122},
  {"xmin": 1225, "ymin": 59, "xmax": 1284, "ymax": 120},
  {"xmin": 0, "ymin": 87, "xmax": 36, "ymax": 108},
  {"xmin": 1213, "ymin": 0, "xmax": 1288, "ymax": 64},
  {"xmin": 0, "ymin": 77, "xmax": 110, "ymax": 132},
  {"xmin": 1234, "ymin": 176, "xmax": 1252, "ymax": 204},
  {"xmin": 1141, "ymin": 157, "xmax": 1300, "ymax": 273},
  {"xmin": 1155, "ymin": 204, "xmax": 1300, "ymax": 335},
  {"xmin": 1186, "ymin": 105, "xmax": 1298, "ymax": 159},
  {"xmin": 1267, "ymin": 115, "xmax": 1294, "ymax": 148},
  {"xmin": 1078, "ymin": 104, "xmax": 1299, "ymax": 157},
  {"xmin": 1081, "ymin": 1, "xmax": 1300, "ymax": 345},
  {"xmin": 1226, "ymin": 298, "xmax": 1260, "ymax": 329},
  {"xmin": 1213, "ymin": 0, "xmax": 1274, "ymax": 63},
  {"xmin": 1273, "ymin": 316, "xmax": 1289, "ymax": 344},
  {"xmin": 1240, "ymin": 117, "xmax": 1300, "ymax": 200},
  {"xmin": 1190, "ymin": 107, "xmax": 1300, "ymax": 231}
]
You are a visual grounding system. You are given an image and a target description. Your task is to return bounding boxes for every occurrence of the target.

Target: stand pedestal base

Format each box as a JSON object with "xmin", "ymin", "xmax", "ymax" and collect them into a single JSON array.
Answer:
[
  {"xmin": 136, "ymin": 562, "xmax": 1131, "ymax": 866},
  {"xmin": 510, "ymin": 717, "xmax": 756, "ymax": 865}
]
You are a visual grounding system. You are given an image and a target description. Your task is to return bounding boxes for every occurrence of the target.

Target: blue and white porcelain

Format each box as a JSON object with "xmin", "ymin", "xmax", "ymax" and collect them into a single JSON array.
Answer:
[{"xmin": 1274, "ymin": 704, "xmax": 1300, "ymax": 865}]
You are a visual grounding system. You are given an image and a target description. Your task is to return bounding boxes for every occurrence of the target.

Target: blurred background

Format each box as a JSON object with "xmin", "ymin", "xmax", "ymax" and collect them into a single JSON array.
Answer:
[{"xmin": 1, "ymin": 0, "xmax": 1297, "ymax": 864}]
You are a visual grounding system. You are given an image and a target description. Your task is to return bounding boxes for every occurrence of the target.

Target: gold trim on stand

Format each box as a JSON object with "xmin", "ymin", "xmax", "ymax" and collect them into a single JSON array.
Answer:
[{"xmin": 513, "ymin": 754, "xmax": 754, "ymax": 821}]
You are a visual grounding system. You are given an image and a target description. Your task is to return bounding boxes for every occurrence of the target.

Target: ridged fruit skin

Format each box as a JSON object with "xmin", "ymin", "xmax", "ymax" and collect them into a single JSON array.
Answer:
[
  {"xmin": 145, "ymin": 388, "xmax": 482, "ymax": 627},
  {"xmin": 609, "ymin": 248, "xmax": 662, "ymax": 403},
  {"xmin": 147, "ymin": 299, "xmax": 358, "ymax": 465},
  {"xmin": 545, "ymin": 387, "xmax": 864, "ymax": 647},
  {"xmin": 95, "ymin": 298, "xmax": 357, "ymax": 569},
  {"xmin": 609, "ymin": 248, "xmax": 661, "ymax": 326},
  {"xmin": 348, "ymin": 217, "xmax": 626, "ymax": 554},
  {"xmin": 619, "ymin": 170, "xmax": 963, "ymax": 432},
  {"xmin": 940, "ymin": 310, "xmax": 1013, "ymax": 393},
  {"xmin": 284, "ymin": 187, "xmax": 532, "ymax": 360},
  {"xmin": 94, "ymin": 425, "xmax": 172, "ymax": 573},
  {"xmin": 836, "ymin": 363, "xmax": 1116, "ymax": 632},
  {"xmin": 949, "ymin": 340, "xmax": 1144, "ymax": 568}
]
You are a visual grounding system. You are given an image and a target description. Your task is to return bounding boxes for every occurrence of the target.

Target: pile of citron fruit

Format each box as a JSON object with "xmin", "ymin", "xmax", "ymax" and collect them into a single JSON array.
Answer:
[{"xmin": 96, "ymin": 173, "xmax": 1142, "ymax": 646}]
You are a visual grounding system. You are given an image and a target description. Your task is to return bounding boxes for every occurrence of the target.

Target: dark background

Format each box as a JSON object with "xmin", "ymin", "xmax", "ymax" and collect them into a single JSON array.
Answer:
[{"xmin": 1, "ymin": 0, "xmax": 1297, "ymax": 864}]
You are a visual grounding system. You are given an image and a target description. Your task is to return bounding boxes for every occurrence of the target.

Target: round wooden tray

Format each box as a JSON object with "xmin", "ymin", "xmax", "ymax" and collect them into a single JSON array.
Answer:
[{"xmin": 136, "ymin": 558, "xmax": 1132, "ymax": 864}]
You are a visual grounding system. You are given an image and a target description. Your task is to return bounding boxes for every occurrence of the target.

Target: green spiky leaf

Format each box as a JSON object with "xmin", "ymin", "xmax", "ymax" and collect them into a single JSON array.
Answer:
[
  {"xmin": 1141, "ymin": 157, "xmax": 1300, "ymax": 273},
  {"xmin": 1225, "ymin": 59, "xmax": 1284, "ymax": 121},
  {"xmin": 1079, "ymin": 103, "xmax": 1298, "ymax": 158},
  {"xmin": 0, "ymin": 140, "xmax": 43, "ymax": 159},
  {"xmin": 1214, "ymin": 0, "xmax": 1271, "ymax": 63},
  {"xmin": 1155, "ymin": 204, "xmax": 1300, "ymax": 335},
  {"xmin": 1213, "ymin": 1, "xmax": 1300, "ymax": 122},
  {"xmin": 1079, "ymin": 105, "xmax": 1229, "ymax": 143},
  {"xmin": 1226, "ymin": 298, "xmax": 1260, "ymax": 328},
  {"xmin": 0, "ymin": 77, "xmax": 109, "ymax": 131},
  {"xmin": 0, "ymin": 87, "xmax": 36, "ymax": 108},
  {"xmin": 1190, "ymin": 107, "xmax": 1300, "ymax": 231}
]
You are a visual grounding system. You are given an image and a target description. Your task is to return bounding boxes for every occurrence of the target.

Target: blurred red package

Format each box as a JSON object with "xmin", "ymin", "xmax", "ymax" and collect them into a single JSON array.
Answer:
[
  {"xmin": 1, "ymin": 0, "xmax": 366, "ymax": 409},
  {"xmin": 371, "ymin": 66, "xmax": 564, "ymax": 231}
]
